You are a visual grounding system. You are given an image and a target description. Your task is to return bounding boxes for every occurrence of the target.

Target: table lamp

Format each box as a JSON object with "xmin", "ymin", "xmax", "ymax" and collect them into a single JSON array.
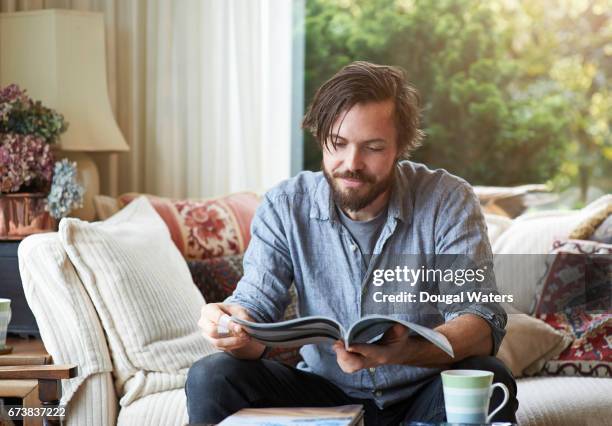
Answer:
[{"xmin": 0, "ymin": 9, "xmax": 129, "ymax": 221}]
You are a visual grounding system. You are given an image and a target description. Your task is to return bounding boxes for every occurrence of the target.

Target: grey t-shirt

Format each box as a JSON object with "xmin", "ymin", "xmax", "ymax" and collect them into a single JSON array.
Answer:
[{"xmin": 336, "ymin": 204, "xmax": 388, "ymax": 259}]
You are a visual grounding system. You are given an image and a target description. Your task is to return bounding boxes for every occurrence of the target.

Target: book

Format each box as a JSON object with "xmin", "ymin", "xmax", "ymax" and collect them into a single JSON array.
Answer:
[
  {"xmin": 226, "ymin": 314, "xmax": 454, "ymax": 357},
  {"xmin": 217, "ymin": 404, "xmax": 364, "ymax": 426}
]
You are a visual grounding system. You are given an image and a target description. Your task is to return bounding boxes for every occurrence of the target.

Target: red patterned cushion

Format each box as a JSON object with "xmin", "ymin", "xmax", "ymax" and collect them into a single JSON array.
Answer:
[
  {"xmin": 540, "ymin": 312, "xmax": 611, "ymax": 377},
  {"xmin": 188, "ymin": 255, "xmax": 244, "ymax": 303},
  {"xmin": 119, "ymin": 192, "xmax": 260, "ymax": 260},
  {"xmin": 535, "ymin": 239, "xmax": 612, "ymax": 377}
]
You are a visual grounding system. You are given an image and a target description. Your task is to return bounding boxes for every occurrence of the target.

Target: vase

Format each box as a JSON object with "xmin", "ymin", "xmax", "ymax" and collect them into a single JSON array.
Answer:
[{"xmin": 0, "ymin": 193, "xmax": 56, "ymax": 240}]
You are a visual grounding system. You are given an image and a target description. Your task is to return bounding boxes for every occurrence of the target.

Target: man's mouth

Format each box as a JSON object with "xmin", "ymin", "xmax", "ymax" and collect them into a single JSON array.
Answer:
[{"xmin": 339, "ymin": 177, "xmax": 366, "ymax": 188}]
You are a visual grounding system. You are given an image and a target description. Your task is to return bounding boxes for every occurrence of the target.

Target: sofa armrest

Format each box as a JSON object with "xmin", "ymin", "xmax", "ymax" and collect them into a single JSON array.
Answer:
[
  {"xmin": 18, "ymin": 233, "xmax": 116, "ymax": 426},
  {"xmin": 0, "ymin": 364, "xmax": 78, "ymax": 381}
]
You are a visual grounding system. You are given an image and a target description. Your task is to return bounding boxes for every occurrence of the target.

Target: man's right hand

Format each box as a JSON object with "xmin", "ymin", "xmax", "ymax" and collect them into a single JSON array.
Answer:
[{"xmin": 198, "ymin": 303, "xmax": 265, "ymax": 359}]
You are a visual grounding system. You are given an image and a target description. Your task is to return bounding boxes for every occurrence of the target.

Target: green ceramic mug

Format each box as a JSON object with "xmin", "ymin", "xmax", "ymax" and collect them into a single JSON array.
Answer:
[
  {"xmin": 0, "ymin": 299, "xmax": 12, "ymax": 349},
  {"xmin": 441, "ymin": 369, "xmax": 509, "ymax": 424}
]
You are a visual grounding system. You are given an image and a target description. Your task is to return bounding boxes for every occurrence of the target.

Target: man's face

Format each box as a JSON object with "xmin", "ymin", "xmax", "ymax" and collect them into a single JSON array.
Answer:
[{"xmin": 322, "ymin": 99, "xmax": 399, "ymax": 212}]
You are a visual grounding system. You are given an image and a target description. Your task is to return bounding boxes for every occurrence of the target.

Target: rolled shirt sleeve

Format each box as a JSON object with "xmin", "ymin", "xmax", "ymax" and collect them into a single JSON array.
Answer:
[
  {"xmin": 224, "ymin": 194, "xmax": 294, "ymax": 323},
  {"xmin": 433, "ymin": 181, "xmax": 507, "ymax": 355}
]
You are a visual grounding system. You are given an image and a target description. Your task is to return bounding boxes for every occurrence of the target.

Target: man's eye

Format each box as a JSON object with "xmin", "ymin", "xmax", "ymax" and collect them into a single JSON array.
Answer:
[{"xmin": 367, "ymin": 146, "xmax": 384, "ymax": 152}]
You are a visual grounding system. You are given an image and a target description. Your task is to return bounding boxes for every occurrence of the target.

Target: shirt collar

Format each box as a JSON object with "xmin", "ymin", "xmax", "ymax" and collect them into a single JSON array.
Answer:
[{"xmin": 309, "ymin": 164, "xmax": 412, "ymax": 224}]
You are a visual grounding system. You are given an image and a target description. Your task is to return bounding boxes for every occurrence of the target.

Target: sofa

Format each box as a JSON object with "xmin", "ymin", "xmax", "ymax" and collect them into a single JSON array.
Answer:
[{"xmin": 17, "ymin": 191, "xmax": 612, "ymax": 426}]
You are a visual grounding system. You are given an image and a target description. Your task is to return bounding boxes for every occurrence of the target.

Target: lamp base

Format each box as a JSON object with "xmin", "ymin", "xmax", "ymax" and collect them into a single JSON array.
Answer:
[{"xmin": 61, "ymin": 152, "xmax": 100, "ymax": 221}]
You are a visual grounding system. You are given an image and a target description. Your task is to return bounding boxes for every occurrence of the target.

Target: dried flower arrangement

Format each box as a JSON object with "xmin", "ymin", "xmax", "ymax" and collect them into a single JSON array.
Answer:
[{"xmin": 0, "ymin": 84, "xmax": 83, "ymax": 219}]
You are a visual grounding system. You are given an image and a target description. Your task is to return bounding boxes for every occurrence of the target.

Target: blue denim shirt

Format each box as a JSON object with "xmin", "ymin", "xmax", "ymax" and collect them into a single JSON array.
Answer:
[{"xmin": 225, "ymin": 161, "xmax": 507, "ymax": 408}]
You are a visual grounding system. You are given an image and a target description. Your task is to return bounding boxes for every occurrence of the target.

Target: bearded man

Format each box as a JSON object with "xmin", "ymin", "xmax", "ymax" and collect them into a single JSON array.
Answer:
[{"xmin": 186, "ymin": 61, "xmax": 518, "ymax": 425}]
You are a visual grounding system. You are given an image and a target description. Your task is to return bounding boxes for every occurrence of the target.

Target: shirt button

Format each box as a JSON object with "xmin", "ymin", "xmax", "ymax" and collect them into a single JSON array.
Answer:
[
  {"xmin": 369, "ymin": 367, "xmax": 376, "ymax": 373},
  {"xmin": 375, "ymin": 390, "xmax": 382, "ymax": 397},
  {"xmin": 350, "ymin": 244, "xmax": 357, "ymax": 252}
]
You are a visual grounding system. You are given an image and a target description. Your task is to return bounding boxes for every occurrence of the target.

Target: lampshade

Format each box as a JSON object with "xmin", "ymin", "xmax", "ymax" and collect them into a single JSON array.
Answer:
[{"xmin": 0, "ymin": 9, "xmax": 129, "ymax": 152}]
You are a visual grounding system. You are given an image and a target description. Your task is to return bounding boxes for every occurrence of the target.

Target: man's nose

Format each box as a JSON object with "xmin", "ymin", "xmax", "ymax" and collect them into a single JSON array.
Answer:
[{"xmin": 345, "ymin": 146, "xmax": 364, "ymax": 171}]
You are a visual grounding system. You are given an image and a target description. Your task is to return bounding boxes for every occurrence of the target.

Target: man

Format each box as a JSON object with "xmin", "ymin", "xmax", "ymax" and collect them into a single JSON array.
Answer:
[{"xmin": 186, "ymin": 61, "xmax": 518, "ymax": 425}]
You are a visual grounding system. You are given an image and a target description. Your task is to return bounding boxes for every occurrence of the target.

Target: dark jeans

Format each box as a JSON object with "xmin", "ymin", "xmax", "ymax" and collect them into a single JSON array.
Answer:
[{"xmin": 185, "ymin": 353, "xmax": 518, "ymax": 425}]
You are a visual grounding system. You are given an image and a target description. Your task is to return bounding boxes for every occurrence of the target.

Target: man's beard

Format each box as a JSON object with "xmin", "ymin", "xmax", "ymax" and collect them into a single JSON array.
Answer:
[{"xmin": 323, "ymin": 164, "xmax": 395, "ymax": 212}]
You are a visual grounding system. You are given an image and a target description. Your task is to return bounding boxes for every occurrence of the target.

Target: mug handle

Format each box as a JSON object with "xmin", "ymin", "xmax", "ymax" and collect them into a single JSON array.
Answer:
[{"xmin": 486, "ymin": 382, "xmax": 509, "ymax": 423}]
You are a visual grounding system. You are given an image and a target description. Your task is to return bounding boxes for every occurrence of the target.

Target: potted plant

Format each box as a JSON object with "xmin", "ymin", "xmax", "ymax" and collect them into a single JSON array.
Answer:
[{"xmin": 0, "ymin": 84, "xmax": 84, "ymax": 239}]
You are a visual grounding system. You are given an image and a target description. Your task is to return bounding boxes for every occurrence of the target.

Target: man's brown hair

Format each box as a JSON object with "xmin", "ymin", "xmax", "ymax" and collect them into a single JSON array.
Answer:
[{"xmin": 302, "ymin": 61, "xmax": 424, "ymax": 159}]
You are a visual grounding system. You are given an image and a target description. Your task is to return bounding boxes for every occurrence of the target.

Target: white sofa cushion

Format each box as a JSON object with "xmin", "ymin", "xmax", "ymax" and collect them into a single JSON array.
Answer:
[
  {"xmin": 117, "ymin": 387, "xmax": 187, "ymax": 426},
  {"xmin": 493, "ymin": 195, "xmax": 611, "ymax": 255},
  {"xmin": 492, "ymin": 195, "xmax": 612, "ymax": 312},
  {"xmin": 59, "ymin": 196, "xmax": 217, "ymax": 406},
  {"xmin": 517, "ymin": 377, "xmax": 612, "ymax": 426},
  {"xmin": 65, "ymin": 372, "xmax": 118, "ymax": 426},
  {"xmin": 497, "ymin": 313, "xmax": 572, "ymax": 377},
  {"xmin": 18, "ymin": 233, "xmax": 114, "ymax": 408}
]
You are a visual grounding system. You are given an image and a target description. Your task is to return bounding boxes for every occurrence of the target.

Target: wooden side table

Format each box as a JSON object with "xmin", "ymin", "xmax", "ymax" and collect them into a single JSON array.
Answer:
[{"xmin": 0, "ymin": 337, "xmax": 77, "ymax": 426}]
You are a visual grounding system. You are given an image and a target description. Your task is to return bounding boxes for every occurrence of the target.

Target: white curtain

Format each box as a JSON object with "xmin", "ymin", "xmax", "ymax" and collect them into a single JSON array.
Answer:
[{"xmin": 1, "ymin": 0, "xmax": 293, "ymax": 198}]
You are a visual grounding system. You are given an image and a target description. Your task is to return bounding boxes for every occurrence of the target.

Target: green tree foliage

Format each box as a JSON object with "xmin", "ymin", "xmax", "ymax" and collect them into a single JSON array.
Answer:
[
  {"xmin": 503, "ymin": 0, "xmax": 612, "ymax": 198},
  {"xmin": 304, "ymin": 0, "xmax": 611, "ymax": 191}
]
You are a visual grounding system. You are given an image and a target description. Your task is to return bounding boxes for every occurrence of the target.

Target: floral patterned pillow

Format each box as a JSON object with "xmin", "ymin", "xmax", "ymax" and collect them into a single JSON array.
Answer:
[
  {"xmin": 119, "ymin": 192, "xmax": 260, "ymax": 260},
  {"xmin": 534, "ymin": 239, "xmax": 612, "ymax": 377}
]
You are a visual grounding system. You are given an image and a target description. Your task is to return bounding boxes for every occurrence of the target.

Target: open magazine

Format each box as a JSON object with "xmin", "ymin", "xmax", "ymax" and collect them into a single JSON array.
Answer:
[{"xmin": 225, "ymin": 314, "xmax": 454, "ymax": 358}]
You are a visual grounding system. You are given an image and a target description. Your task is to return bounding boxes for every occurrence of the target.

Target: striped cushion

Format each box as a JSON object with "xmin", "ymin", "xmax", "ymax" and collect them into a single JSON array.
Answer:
[
  {"xmin": 517, "ymin": 377, "xmax": 612, "ymax": 425},
  {"xmin": 18, "ymin": 233, "xmax": 114, "ymax": 405},
  {"xmin": 59, "ymin": 196, "xmax": 218, "ymax": 406},
  {"xmin": 19, "ymin": 233, "xmax": 118, "ymax": 426},
  {"xmin": 117, "ymin": 387, "xmax": 187, "ymax": 426},
  {"xmin": 65, "ymin": 373, "xmax": 117, "ymax": 426}
]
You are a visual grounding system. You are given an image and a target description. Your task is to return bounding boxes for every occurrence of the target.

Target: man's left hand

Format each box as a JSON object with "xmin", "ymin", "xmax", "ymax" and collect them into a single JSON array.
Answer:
[{"xmin": 333, "ymin": 324, "xmax": 413, "ymax": 373}]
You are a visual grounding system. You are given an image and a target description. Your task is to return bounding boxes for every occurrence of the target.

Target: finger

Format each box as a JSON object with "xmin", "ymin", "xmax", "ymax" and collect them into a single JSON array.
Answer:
[
  {"xmin": 347, "ymin": 343, "xmax": 380, "ymax": 359},
  {"xmin": 201, "ymin": 304, "xmax": 226, "ymax": 324},
  {"xmin": 217, "ymin": 313, "xmax": 236, "ymax": 335},
  {"xmin": 213, "ymin": 306, "xmax": 229, "ymax": 324},
  {"xmin": 223, "ymin": 304, "xmax": 253, "ymax": 334},
  {"xmin": 333, "ymin": 340, "xmax": 344, "ymax": 351},
  {"xmin": 204, "ymin": 333, "xmax": 250, "ymax": 350},
  {"xmin": 215, "ymin": 333, "xmax": 250, "ymax": 348},
  {"xmin": 231, "ymin": 324, "xmax": 245, "ymax": 335},
  {"xmin": 199, "ymin": 317, "xmax": 232, "ymax": 339},
  {"xmin": 202, "ymin": 305, "xmax": 239, "ymax": 335},
  {"xmin": 338, "ymin": 362, "xmax": 359, "ymax": 374},
  {"xmin": 389, "ymin": 324, "xmax": 407, "ymax": 335},
  {"xmin": 336, "ymin": 351, "xmax": 364, "ymax": 373},
  {"xmin": 347, "ymin": 344, "xmax": 386, "ymax": 366},
  {"xmin": 346, "ymin": 343, "xmax": 369, "ymax": 354},
  {"xmin": 199, "ymin": 307, "xmax": 231, "ymax": 336},
  {"xmin": 335, "ymin": 344, "xmax": 362, "ymax": 362}
]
